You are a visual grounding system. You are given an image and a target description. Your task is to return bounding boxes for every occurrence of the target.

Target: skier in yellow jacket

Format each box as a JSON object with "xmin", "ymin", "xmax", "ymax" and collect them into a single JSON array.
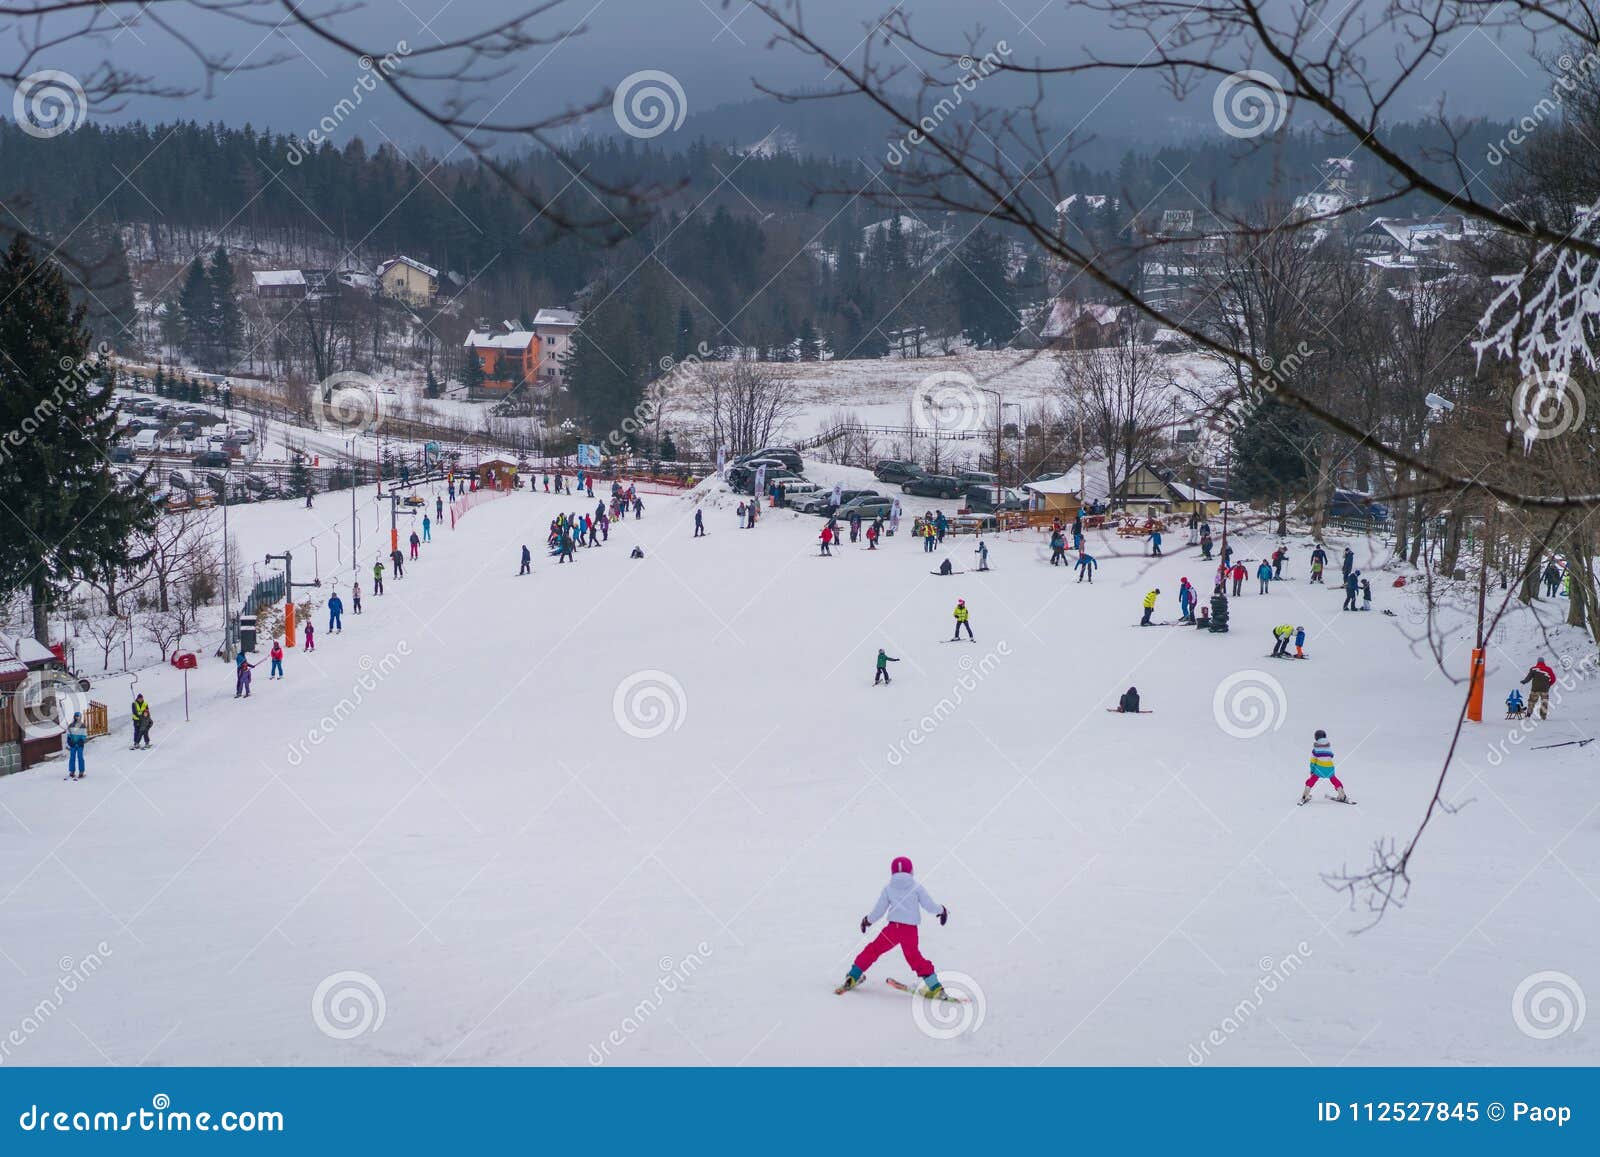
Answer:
[
  {"xmin": 1140, "ymin": 587, "xmax": 1161, "ymax": 626},
  {"xmin": 952, "ymin": 599, "xmax": 973, "ymax": 641}
]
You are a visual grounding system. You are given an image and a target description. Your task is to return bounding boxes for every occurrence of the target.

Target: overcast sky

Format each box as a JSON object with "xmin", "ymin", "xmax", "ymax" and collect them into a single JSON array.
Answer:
[{"xmin": 14, "ymin": 0, "xmax": 1554, "ymax": 150}]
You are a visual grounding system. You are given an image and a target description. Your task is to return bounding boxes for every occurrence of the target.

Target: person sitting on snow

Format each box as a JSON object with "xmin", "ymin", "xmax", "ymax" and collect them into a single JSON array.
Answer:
[
  {"xmin": 1505, "ymin": 688, "xmax": 1525, "ymax": 719},
  {"xmin": 1117, "ymin": 687, "xmax": 1142, "ymax": 713}
]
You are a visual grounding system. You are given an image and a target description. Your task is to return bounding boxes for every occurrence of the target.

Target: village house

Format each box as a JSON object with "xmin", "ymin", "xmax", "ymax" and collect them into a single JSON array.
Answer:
[
  {"xmin": 532, "ymin": 308, "xmax": 579, "ymax": 387},
  {"xmin": 250, "ymin": 269, "xmax": 307, "ymax": 301},
  {"xmin": 377, "ymin": 256, "xmax": 440, "ymax": 306},
  {"xmin": 463, "ymin": 325, "xmax": 541, "ymax": 400}
]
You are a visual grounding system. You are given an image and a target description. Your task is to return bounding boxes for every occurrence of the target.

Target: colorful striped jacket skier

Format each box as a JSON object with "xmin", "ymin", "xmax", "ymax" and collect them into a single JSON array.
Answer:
[{"xmin": 1309, "ymin": 738, "xmax": 1336, "ymax": 778}]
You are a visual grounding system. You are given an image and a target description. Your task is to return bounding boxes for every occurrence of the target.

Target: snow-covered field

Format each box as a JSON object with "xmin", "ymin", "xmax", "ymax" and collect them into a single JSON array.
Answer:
[
  {"xmin": 669, "ymin": 348, "xmax": 1220, "ymax": 444},
  {"xmin": 1, "ymin": 475, "xmax": 1597, "ymax": 1067}
]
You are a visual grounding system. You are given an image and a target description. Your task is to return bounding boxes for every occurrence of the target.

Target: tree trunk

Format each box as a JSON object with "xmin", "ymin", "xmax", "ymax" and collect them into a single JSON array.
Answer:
[
  {"xmin": 1309, "ymin": 441, "xmax": 1334, "ymax": 541},
  {"xmin": 1439, "ymin": 510, "xmax": 1464, "ymax": 578},
  {"xmin": 1517, "ymin": 539, "xmax": 1542, "ymax": 605},
  {"xmin": 31, "ymin": 575, "xmax": 50, "ymax": 647},
  {"xmin": 1276, "ymin": 498, "xmax": 1288, "ymax": 537},
  {"xmin": 1566, "ymin": 531, "xmax": 1592, "ymax": 632}
]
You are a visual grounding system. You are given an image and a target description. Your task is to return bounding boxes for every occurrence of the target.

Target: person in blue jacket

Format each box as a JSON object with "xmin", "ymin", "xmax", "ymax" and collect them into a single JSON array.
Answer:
[
  {"xmin": 1075, "ymin": 551, "xmax": 1097, "ymax": 583},
  {"xmin": 1256, "ymin": 559, "xmax": 1273, "ymax": 594},
  {"xmin": 65, "ymin": 712, "xmax": 88, "ymax": 780},
  {"xmin": 1148, "ymin": 527, "xmax": 1163, "ymax": 556},
  {"xmin": 1177, "ymin": 577, "xmax": 1196, "ymax": 622},
  {"xmin": 422, "ymin": 514, "xmax": 432, "ymax": 542},
  {"xmin": 1505, "ymin": 688, "xmax": 1525, "ymax": 718},
  {"xmin": 1343, "ymin": 569, "xmax": 1361, "ymax": 611},
  {"xmin": 327, "ymin": 591, "xmax": 344, "ymax": 634}
]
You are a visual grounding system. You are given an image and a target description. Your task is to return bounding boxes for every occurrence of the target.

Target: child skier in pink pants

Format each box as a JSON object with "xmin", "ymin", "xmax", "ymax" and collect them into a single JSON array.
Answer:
[{"xmin": 839, "ymin": 856, "xmax": 948, "ymax": 997}]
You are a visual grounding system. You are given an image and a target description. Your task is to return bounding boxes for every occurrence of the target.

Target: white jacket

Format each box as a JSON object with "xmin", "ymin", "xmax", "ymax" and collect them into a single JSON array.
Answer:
[{"xmin": 867, "ymin": 872, "xmax": 942, "ymax": 926}]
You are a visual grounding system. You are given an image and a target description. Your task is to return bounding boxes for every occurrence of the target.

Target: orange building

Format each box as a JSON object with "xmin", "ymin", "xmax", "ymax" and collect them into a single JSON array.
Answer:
[{"xmin": 463, "ymin": 327, "xmax": 541, "ymax": 396}]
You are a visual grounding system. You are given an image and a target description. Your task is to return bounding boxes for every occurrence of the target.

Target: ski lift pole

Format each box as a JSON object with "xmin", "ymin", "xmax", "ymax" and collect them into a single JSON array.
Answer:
[{"xmin": 265, "ymin": 550, "xmax": 323, "ymax": 649}]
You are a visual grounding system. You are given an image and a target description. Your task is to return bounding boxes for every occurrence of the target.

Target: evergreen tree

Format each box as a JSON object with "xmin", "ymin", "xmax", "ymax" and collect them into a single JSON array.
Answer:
[
  {"xmin": 0, "ymin": 234, "xmax": 155, "ymax": 643},
  {"xmin": 798, "ymin": 318, "xmax": 819, "ymax": 360},
  {"xmin": 287, "ymin": 456, "xmax": 312, "ymax": 499},
  {"xmin": 153, "ymin": 365, "xmax": 168, "ymax": 397},
  {"xmin": 566, "ymin": 280, "xmax": 642, "ymax": 438},
  {"xmin": 949, "ymin": 230, "xmax": 1018, "ymax": 349},
  {"xmin": 208, "ymin": 246, "xmax": 242, "ymax": 367},
  {"xmin": 178, "ymin": 257, "xmax": 215, "ymax": 365},
  {"xmin": 461, "ymin": 345, "xmax": 485, "ymax": 396},
  {"xmin": 674, "ymin": 304, "xmax": 695, "ymax": 363},
  {"xmin": 1230, "ymin": 392, "xmax": 1317, "ymax": 536},
  {"xmin": 425, "ymin": 368, "xmax": 441, "ymax": 398}
]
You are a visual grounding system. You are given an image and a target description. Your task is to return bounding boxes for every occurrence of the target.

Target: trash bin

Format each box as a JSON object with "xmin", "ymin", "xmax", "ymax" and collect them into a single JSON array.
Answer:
[{"xmin": 239, "ymin": 614, "xmax": 258, "ymax": 653}]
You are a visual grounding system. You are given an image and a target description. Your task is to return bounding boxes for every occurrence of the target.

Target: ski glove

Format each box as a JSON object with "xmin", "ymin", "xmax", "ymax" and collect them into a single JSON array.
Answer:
[
  {"xmin": 938, "ymin": 906, "xmax": 949, "ymax": 926},
  {"xmin": 860, "ymin": 916, "xmax": 871, "ymax": 934}
]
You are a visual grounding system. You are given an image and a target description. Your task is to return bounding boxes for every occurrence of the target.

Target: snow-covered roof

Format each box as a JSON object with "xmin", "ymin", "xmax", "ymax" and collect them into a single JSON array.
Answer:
[
  {"xmin": 7, "ymin": 637, "xmax": 56, "ymax": 665},
  {"xmin": 251, "ymin": 269, "xmax": 305, "ymax": 288},
  {"xmin": 1024, "ymin": 459, "xmax": 1113, "ymax": 503},
  {"xmin": 533, "ymin": 308, "xmax": 579, "ymax": 328},
  {"xmin": 1292, "ymin": 191, "xmax": 1348, "ymax": 217},
  {"xmin": 1167, "ymin": 481, "xmax": 1221, "ymax": 503},
  {"xmin": 464, "ymin": 328, "xmax": 537, "ymax": 350},
  {"xmin": 1035, "ymin": 299, "xmax": 1125, "ymax": 339},
  {"xmin": 1056, "ymin": 194, "xmax": 1113, "ymax": 213},
  {"xmin": 379, "ymin": 255, "xmax": 440, "ymax": 279}
]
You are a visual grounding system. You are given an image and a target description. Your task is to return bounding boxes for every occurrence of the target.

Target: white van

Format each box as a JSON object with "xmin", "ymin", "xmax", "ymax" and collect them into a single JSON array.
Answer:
[{"xmin": 131, "ymin": 428, "xmax": 159, "ymax": 452}]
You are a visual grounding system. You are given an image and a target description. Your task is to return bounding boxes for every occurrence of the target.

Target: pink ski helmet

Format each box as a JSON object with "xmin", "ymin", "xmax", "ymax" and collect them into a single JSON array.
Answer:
[{"xmin": 890, "ymin": 856, "xmax": 913, "ymax": 875}]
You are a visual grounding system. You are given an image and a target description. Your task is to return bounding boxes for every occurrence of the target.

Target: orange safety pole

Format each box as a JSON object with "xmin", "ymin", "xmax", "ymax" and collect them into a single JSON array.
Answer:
[
  {"xmin": 283, "ymin": 600, "xmax": 295, "ymax": 648},
  {"xmin": 1467, "ymin": 647, "xmax": 1485, "ymax": 722}
]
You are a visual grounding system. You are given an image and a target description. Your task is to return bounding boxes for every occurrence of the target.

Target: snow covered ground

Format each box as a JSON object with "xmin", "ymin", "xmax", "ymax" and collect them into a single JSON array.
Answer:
[{"xmin": 1, "ymin": 476, "xmax": 1597, "ymax": 1067}]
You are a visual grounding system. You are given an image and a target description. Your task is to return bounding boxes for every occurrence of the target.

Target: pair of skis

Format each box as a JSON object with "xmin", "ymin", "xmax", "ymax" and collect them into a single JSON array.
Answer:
[{"xmin": 834, "ymin": 977, "xmax": 968, "ymax": 1003}]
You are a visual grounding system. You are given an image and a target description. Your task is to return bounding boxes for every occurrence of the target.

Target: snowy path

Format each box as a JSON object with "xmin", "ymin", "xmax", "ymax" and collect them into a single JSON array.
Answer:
[{"xmin": 1, "ymin": 486, "xmax": 1597, "ymax": 1066}]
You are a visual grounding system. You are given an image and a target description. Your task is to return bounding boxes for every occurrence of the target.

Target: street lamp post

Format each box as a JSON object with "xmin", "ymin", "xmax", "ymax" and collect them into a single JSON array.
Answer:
[
  {"xmin": 221, "ymin": 462, "xmax": 233, "ymax": 662},
  {"xmin": 978, "ymin": 387, "xmax": 1004, "ymax": 506}
]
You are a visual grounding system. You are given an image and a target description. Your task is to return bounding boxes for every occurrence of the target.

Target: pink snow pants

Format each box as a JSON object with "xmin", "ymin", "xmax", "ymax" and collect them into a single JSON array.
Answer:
[
  {"xmin": 855, "ymin": 921, "xmax": 935, "ymax": 978},
  {"xmin": 1305, "ymin": 773, "xmax": 1344, "ymax": 789}
]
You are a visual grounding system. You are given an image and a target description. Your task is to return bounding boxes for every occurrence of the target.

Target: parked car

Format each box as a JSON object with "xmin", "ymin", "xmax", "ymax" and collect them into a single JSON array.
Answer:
[
  {"xmin": 873, "ymin": 460, "xmax": 925, "ymax": 485},
  {"xmin": 110, "ymin": 444, "xmax": 135, "ymax": 463},
  {"xmin": 950, "ymin": 513, "xmax": 1000, "ymax": 535},
  {"xmin": 130, "ymin": 428, "xmax": 160, "ymax": 451},
  {"xmin": 735, "ymin": 446, "xmax": 803, "ymax": 473},
  {"xmin": 774, "ymin": 479, "xmax": 821, "ymax": 499},
  {"xmin": 964, "ymin": 485, "xmax": 1029, "ymax": 513},
  {"xmin": 834, "ymin": 495, "xmax": 896, "ymax": 522},
  {"xmin": 192, "ymin": 449, "xmax": 231, "ymax": 468},
  {"xmin": 1329, "ymin": 489, "xmax": 1390, "ymax": 523},
  {"xmin": 903, "ymin": 473, "xmax": 965, "ymax": 499},
  {"xmin": 168, "ymin": 469, "xmax": 195, "ymax": 492},
  {"xmin": 788, "ymin": 490, "xmax": 834, "ymax": 514},
  {"xmin": 958, "ymin": 470, "xmax": 1000, "ymax": 490}
]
